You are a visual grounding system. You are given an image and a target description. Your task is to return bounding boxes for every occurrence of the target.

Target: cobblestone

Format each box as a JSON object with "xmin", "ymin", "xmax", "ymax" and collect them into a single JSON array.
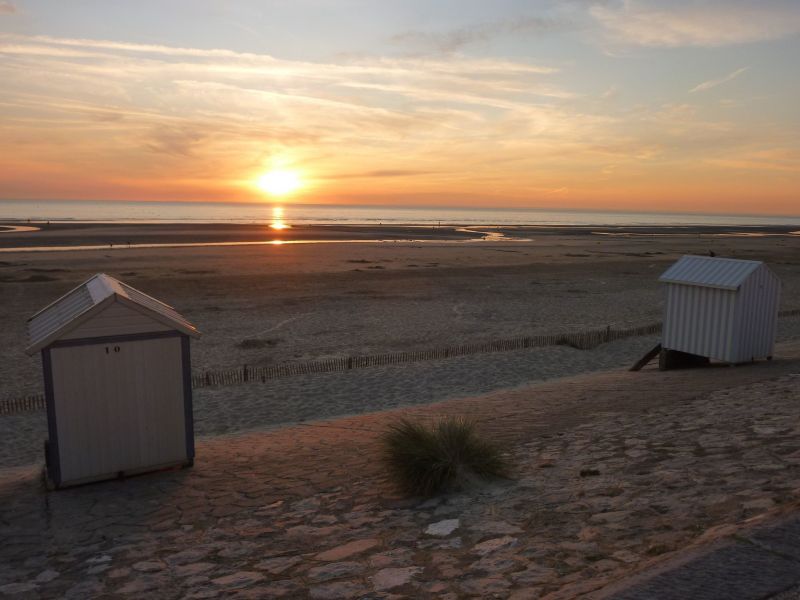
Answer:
[
  {"xmin": 1, "ymin": 341, "xmax": 799, "ymax": 597},
  {"xmin": 607, "ymin": 516, "xmax": 800, "ymax": 599}
]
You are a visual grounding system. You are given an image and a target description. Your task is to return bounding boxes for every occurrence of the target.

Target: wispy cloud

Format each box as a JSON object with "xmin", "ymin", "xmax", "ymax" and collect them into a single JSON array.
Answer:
[
  {"xmin": 600, "ymin": 85, "xmax": 619, "ymax": 100},
  {"xmin": 144, "ymin": 125, "xmax": 208, "ymax": 157},
  {"xmin": 592, "ymin": 0, "xmax": 800, "ymax": 47},
  {"xmin": 0, "ymin": 32, "xmax": 796, "ymax": 212},
  {"xmin": 0, "ymin": 1, "xmax": 16, "ymax": 15},
  {"xmin": 0, "ymin": 34, "xmax": 581, "ymax": 194},
  {"xmin": 689, "ymin": 67, "xmax": 749, "ymax": 93},
  {"xmin": 324, "ymin": 169, "xmax": 439, "ymax": 180},
  {"xmin": 391, "ymin": 15, "xmax": 569, "ymax": 54}
]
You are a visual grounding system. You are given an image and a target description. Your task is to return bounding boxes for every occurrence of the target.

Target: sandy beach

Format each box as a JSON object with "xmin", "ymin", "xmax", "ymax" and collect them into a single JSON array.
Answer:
[
  {"xmin": 2, "ymin": 222, "xmax": 799, "ymax": 467},
  {"xmin": 2, "ymin": 222, "xmax": 799, "ymax": 402}
]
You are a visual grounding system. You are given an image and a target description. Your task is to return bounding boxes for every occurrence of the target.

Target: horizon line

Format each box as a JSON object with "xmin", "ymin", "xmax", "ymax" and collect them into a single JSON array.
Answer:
[{"xmin": 2, "ymin": 198, "xmax": 800, "ymax": 221}]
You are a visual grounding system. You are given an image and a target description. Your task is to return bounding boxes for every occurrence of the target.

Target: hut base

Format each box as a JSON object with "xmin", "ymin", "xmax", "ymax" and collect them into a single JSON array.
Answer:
[
  {"xmin": 45, "ymin": 459, "xmax": 193, "ymax": 491},
  {"xmin": 630, "ymin": 343, "xmax": 663, "ymax": 371},
  {"xmin": 659, "ymin": 349, "xmax": 711, "ymax": 371}
]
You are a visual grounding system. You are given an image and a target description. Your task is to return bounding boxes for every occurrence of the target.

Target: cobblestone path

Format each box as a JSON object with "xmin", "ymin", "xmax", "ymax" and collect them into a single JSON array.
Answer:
[{"xmin": 1, "ymin": 341, "xmax": 799, "ymax": 598}]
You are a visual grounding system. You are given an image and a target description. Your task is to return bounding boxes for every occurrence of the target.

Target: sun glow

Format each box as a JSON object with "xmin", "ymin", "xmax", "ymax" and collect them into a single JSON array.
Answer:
[{"xmin": 258, "ymin": 170, "xmax": 302, "ymax": 196}]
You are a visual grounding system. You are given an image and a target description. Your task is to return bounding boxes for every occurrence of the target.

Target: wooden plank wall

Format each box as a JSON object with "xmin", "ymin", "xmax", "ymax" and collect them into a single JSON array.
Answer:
[
  {"xmin": 49, "ymin": 338, "xmax": 186, "ymax": 483},
  {"xmin": 63, "ymin": 302, "xmax": 172, "ymax": 340}
]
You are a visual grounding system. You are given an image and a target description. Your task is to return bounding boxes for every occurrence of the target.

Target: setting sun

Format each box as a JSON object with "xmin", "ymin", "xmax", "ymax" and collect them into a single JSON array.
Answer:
[{"xmin": 257, "ymin": 170, "xmax": 302, "ymax": 196}]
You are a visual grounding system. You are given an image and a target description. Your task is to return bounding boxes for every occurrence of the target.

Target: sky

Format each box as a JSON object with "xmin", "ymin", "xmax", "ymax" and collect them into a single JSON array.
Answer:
[{"xmin": 0, "ymin": 0, "xmax": 798, "ymax": 215}]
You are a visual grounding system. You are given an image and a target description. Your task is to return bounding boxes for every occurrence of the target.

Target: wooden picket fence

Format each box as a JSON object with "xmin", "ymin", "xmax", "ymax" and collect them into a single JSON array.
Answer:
[
  {"xmin": 189, "ymin": 322, "xmax": 664, "ymax": 389},
  {"xmin": 0, "ymin": 394, "xmax": 45, "ymax": 415},
  {"xmin": 2, "ymin": 307, "xmax": 799, "ymax": 415}
]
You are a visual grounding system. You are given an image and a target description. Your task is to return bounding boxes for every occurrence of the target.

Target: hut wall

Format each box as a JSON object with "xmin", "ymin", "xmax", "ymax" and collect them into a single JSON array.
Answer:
[
  {"xmin": 49, "ymin": 336, "xmax": 188, "ymax": 484},
  {"xmin": 662, "ymin": 283, "xmax": 738, "ymax": 362},
  {"xmin": 731, "ymin": 266, "xmax": 781, "ymax": 362},
  {"xmin": 63, "ymin": 301, "xmax": 172, "ymax": 340}
]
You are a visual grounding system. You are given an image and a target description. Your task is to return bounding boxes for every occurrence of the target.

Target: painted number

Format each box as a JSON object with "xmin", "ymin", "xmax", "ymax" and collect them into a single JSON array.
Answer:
[{"xmin": 105, "ymin": 346, "xmax": 121, "ymax": 354}]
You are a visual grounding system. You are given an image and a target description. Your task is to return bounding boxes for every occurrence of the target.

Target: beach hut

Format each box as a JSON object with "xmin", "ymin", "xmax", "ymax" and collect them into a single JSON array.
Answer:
[
  {"xmin": 659, "ymin": 255, "xmax": 780, "ymax": 365},
  {"xmin": 25, "ymin": 273, "xmax": 200, "ymax": 488}
]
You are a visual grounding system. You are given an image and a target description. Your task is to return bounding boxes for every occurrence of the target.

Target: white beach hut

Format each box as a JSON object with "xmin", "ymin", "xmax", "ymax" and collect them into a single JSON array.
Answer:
[
  {"xmin": 25, "ymin": 273, "xmax": 200, "ymax": 488},
  {"xmin": 659, "ymin": 255, "xmax": 780, "ymax": 364}
]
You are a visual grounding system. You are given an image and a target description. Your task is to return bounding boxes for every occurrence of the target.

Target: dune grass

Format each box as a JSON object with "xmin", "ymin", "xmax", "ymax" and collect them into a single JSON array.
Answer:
[{"xmin": 381, "ymin": 416, "xmax": 510, "ymax": 497}]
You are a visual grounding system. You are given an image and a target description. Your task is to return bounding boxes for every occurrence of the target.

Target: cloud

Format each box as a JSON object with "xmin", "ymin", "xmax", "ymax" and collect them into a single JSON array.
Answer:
[
  {"xmin": 391, "ymin": 16, "xmax": 568, "ymax": 53},
  {"xmin": 689, "ymin": 67, "xmax": 749, "ymax": 93},
  {"xmin": 144, "ymin": 125, "xmax": 207, "ymax": 156},
  {"xmin": 591, "ymin": 0, "xmax": 800, "ymax": 47},
  {"xmin": 0, "ymin": 32, "xmax": 795, "ymax": 209},
  {"xmin": 0, "ymin": 34, "xmax": 578, "ymax": 180},
  {"xmin": 357, "ymin": 169, "xmax": 436, "ymax": 178},
  {"xmin": 600, "ymin": 85, "xmax": 619, "ymax": 100},
  {"xmin": 704, "ymin": 147, "xmax": 800, "ymax": 172},
  {"xmin": 0, "ymin": 1, "xmax": 16, "ymax": 15},
  {"xmin": 325, "ymin": 169, "xmax": 438, "ymax": 180}
]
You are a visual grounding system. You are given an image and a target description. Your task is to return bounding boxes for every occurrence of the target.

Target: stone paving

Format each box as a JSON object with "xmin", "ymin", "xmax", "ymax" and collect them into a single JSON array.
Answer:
[
  {"xmin": 772, "ymin": 584, "xmax": 800, "ymax": 599},
  {"xmin": 1, "ymin": 341, "xmax": 799, "ymax": 598},
  {"xmin": 602, "ymin": 513, "xmax": 800, "ymax": 599}
]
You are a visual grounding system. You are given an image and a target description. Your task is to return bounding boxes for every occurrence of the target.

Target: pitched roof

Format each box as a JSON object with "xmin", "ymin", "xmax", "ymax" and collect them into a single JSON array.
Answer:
[
  {"xmin": 659, "ymin": 255, "xmax": 764, "ymax": 291},
  {"xmin": 26, "ymin": 273, "xmax": 199, "ymax": 354}
]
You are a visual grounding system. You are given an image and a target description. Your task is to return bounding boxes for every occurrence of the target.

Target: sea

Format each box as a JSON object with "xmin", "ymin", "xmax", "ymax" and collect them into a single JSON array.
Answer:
[{"xmin": 0, "ymin": 199, "xmax": 798, "ymax": 227}]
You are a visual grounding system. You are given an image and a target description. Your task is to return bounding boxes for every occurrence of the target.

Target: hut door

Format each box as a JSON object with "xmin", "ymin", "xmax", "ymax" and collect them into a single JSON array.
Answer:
[{"xmin": 50, "ymin": 336, "xmax": 187, "ymax": 483}]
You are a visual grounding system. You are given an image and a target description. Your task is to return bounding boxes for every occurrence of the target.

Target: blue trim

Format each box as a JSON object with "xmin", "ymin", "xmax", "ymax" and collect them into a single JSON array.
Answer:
[
  {"xmin": 49, "ymin": 330, "xmax": 182, "ymax": 349},
  {"xmin": 42, "ymin": 348, "xmax": 61, "ymax": 487},
  {"xmin": 181, "ymin": 335, "xmax": 195, "ymax": 463}
]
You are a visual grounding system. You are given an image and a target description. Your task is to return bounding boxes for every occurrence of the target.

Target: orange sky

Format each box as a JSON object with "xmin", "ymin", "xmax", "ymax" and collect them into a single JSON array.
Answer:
[{"xmin": 1, "ymin": 2, "xmax": 799, "ymax": 216}]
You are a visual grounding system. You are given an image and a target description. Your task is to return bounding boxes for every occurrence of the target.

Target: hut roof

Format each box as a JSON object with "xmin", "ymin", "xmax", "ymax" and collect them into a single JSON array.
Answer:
[
  {"xmin": 26, "ymin": 273, "xmax": 199, "ymax": 354},
  {"xmin": 659, "ymin": 255, "xmax": 765, "ymax": 292}
]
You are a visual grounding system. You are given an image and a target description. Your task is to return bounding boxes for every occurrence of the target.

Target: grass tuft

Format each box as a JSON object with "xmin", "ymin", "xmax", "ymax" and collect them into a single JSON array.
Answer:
[{"xmin": 381, "ymin": 416, "xmax": 509, "ymax": 497}]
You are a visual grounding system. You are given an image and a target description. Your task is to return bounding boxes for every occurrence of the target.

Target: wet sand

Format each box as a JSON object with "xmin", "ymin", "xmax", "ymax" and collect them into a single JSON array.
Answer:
[
  {"xmin": 0, "ymin": 222, "xmax": 478, "ymax": 249},
  {"xmin": 0, "ymin": 221, "xmax": 798, "ymax": 250}
]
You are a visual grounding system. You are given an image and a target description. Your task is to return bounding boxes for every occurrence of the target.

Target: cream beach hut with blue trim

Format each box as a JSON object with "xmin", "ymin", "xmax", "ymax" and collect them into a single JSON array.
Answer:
[{"xmin": 26, "ymin": 273, "xmax": 200, "ymax": 488}]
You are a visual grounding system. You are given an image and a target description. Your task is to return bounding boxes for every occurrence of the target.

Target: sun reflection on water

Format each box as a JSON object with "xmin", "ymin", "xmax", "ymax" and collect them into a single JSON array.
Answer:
[{"xmin": 270, "ymin": 206, "xmax": 289, "ymax": 230}]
